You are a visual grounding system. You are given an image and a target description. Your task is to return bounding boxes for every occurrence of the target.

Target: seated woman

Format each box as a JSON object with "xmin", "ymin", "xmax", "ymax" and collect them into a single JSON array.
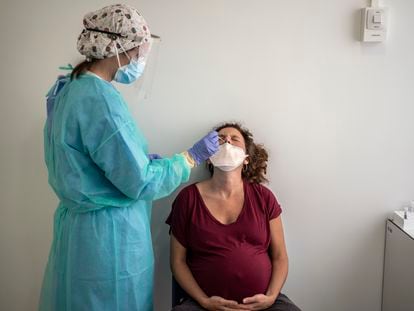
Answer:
[{"xmin": 166, "ymin": 122, "xmax": 301, "ymax": 311}]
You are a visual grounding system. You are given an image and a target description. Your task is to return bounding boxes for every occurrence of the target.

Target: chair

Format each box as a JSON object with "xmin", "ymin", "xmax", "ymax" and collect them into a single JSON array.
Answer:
[{"xmin": 172, "ymin": 276, "xmax": 189, "ymax": 307}]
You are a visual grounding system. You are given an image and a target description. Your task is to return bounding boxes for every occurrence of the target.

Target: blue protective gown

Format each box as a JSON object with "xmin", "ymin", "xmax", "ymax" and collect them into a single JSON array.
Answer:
[{"xmin": 39, "ymin": 73, "xmax": 191, "ymax": 311}]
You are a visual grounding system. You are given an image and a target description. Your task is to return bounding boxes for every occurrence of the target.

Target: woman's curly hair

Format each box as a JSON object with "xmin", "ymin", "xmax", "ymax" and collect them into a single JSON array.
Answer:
[{"xmin": 208, "ymin": 122, "xmax": 269, "ymax": 184}]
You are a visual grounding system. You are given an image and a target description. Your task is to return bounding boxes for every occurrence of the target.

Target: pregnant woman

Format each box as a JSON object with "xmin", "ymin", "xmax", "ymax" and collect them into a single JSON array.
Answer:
[{"xmin": 167, "ymin": 122, "xmax": 301, "ymax": 311}]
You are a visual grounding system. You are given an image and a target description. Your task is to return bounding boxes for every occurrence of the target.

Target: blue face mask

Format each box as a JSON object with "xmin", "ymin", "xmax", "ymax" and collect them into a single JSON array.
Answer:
[{"xmin": 114, "ymin": 57, "xmax": 146, "ymax": 84}]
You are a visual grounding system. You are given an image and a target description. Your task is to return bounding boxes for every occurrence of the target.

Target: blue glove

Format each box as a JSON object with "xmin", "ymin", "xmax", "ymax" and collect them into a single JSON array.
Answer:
[
  {"xmin": 187, "ymin": 131, "xmax": 219, "ymax": 165},
  {"xmin": 148, "ymin": 153, "xmax": 162, "ymax": 160}
]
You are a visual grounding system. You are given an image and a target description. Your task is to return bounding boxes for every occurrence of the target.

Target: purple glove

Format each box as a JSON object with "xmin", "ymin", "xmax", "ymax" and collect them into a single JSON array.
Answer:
[
  {"xmin": 148, "ymin": 153, "xmax": 162, "ymax": 160},
  {"xmin": 187, "ymin": 131, "xmax": 219, "ymax": 165}
]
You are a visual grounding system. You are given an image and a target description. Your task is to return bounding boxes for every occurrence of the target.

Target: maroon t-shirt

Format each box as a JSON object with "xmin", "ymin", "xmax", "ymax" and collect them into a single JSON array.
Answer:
[{"xmin": 166, "ymin": 180, "xmax": 282, "ymax": 303}]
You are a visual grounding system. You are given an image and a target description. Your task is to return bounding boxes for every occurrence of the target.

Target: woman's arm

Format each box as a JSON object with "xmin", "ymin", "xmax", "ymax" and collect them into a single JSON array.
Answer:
[
  {"xmin": 266, "ymin": 216, "xmax": 289, "ymax": 299},
  {"xmin": 170, "ymin": 234, "xmax": 248, "ymax": 310},
  {"xmin": 242, "ymin": 216, "xmax": 289, "ymax": 309},
  {"xmin": 170, "ymin": 234, "xmax": 209, "ymax": 305}
]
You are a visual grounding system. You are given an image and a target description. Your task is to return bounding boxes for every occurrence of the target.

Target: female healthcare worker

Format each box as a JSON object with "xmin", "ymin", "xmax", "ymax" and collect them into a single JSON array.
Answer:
[{"xmin": 39, "ymin": 4, "xmax": 218, "ymax": 311}]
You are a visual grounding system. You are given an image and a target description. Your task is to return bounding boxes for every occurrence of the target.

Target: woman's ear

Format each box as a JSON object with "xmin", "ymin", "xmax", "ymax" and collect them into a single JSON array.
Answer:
[{"xmin": 244, "ymin": 155, "xmax": 249, "ymax": 165}]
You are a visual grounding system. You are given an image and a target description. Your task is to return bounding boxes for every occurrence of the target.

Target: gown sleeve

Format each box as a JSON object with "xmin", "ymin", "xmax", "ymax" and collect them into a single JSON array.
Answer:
[{"xmin": 79, "ymin": 83, "xmax": 191, "ymax": 202}]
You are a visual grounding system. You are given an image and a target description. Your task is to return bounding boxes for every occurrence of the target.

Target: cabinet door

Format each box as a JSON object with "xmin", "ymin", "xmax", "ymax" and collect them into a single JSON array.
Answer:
[{"xmin": 382, "ymin": 220, "xmax": 414, "ymax": 311}]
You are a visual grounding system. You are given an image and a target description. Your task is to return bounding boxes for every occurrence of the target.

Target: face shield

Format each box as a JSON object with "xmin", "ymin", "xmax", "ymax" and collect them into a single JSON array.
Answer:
[
  {"xmin": 116, "ymin": 35, "xmax": 162, "ymax": 105},
  {"xmin": 136, "ymin": 33, "xmax": 159, "ymax": 62}
]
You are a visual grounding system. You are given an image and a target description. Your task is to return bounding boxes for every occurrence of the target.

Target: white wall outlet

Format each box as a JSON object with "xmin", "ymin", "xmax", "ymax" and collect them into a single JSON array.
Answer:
[{"xmin": 361, "ymin": 7, "xmax": 388, "ymax": 42}]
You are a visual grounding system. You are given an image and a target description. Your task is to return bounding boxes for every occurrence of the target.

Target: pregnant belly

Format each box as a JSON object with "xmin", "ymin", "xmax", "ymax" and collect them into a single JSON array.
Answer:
[{"xmin": 189, "ymin": 247, "xmax": 272, "ymax": 303}]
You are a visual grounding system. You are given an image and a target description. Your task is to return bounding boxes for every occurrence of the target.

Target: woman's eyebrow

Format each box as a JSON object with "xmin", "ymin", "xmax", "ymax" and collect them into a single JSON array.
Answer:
[{"xmin": 218, "ymin": 134, "xmax": 241, "ymax": 139}]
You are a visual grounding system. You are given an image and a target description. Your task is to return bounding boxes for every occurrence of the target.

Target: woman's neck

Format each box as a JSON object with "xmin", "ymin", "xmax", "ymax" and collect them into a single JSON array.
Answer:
[
  {"xmin": 89, "ymin": 58, "xmax": 117, "ymax": 82},
  {"xmin": 208, "ymin": 169, "xmax": 243, "ymax": 198}
]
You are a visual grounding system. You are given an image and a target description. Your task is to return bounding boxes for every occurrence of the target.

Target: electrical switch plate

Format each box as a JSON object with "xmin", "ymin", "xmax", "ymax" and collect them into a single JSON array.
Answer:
[{"xmin": 361, "ymin": 7, "xmax": 388, "ymax": 42}]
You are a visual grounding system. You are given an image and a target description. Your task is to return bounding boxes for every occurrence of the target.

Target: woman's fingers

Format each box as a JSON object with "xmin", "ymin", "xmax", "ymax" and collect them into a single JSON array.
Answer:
[
  {"xmin": 242, "ymin": 294, "xmax": 261, "ymax": 304},
  {"xmin": 222, "ymin": 307, "xmax": 252, "ymax": 311},
  {"xmin": 223, "ymin": 301, "xmax": 251, "ymax": 310},
  {"xmin": 218, "ymin": 297, "xmax": 251, "ymax": 310},
  {"xmin": 240, "ymin": 303, "xmax": 261, "ymax": 310}
]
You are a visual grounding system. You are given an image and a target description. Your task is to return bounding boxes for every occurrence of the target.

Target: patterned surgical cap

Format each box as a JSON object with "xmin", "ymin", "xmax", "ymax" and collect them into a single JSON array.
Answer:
[{"xmin": 77, "ymin": 4, "xmax": 152, "ymax": 60}]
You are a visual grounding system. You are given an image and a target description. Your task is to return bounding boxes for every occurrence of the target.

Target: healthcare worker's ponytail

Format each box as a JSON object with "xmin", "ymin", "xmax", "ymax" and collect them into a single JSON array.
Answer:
[{"xmin": 71, "ymin": 59, "xmax": 98, "ymax": 80}]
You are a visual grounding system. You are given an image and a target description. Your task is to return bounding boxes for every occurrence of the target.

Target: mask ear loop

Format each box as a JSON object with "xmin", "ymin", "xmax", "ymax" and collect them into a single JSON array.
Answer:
[
  {"xmin": 114, "ymin": 41, "xmax": 122, "ymax": 68},
  {"xmin": 113, "ymin": 40, "xmax": 131, "ymax": 68},
  {"xmin": 119, "ymin": 43, "xmax": 131, "ymax": 61}
]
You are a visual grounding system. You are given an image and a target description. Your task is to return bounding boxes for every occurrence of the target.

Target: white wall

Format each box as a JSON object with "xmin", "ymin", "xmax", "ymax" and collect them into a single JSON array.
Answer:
[{"xmin": 1, "ymin": 0, "xmax": 414, "ymax": 310}]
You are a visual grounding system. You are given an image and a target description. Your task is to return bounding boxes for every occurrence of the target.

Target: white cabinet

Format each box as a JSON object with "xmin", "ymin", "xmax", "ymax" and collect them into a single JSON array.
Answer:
[{"xmin": 382, "ymin": 220, "xmax": 414, "ymax": 311}]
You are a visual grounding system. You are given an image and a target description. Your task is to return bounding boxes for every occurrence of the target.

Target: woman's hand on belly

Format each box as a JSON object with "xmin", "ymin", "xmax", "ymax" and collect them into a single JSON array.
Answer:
[
  {"xmin": 241, "ymin": 293, "xmax": 277, "ymax": 310},
  {"xmin": 200, "ymin": 296, "xmax": 251, "ymax": 311}
]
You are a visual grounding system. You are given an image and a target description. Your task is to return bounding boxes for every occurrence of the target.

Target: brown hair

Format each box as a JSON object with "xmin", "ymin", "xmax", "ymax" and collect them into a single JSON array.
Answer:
[
  {"xmin": 208, "ymin": 122, "xmax": 269, "ymax": 184},
  {"xmin": 70, "ymin": 59, "xmax": 98, "ymax": 80}
]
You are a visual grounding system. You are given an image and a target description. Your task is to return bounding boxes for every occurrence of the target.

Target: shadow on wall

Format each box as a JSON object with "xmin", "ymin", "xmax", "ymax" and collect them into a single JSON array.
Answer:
[{"xmin": 353, "ymin": 6, "xmax": 363, "ymax": 41}]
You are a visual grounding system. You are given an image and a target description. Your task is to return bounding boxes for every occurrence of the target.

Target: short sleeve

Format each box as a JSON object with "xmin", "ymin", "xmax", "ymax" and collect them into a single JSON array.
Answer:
[
  {"xmin": 166, "ymin": 187, "xmax": 192, "ymax": 248},
  {"xmin": 262, "ymin": 185, "xmax": 282, "ymax": 220}
]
